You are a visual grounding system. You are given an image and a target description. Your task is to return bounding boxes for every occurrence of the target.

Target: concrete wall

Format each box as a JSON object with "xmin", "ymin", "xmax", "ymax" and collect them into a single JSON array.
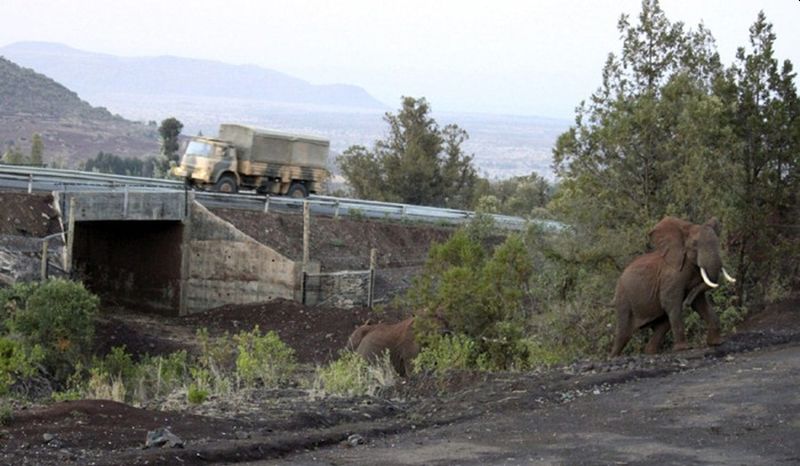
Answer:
[{"xmin": 181, "ymin": 202, "xmax": 307, "ymax": 315}]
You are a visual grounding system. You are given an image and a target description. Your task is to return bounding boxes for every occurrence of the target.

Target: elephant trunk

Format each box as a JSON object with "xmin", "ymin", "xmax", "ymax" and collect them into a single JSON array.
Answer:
[{"xmin": 698, "ymin": 251, "xmax": 722, "ymax": 288}]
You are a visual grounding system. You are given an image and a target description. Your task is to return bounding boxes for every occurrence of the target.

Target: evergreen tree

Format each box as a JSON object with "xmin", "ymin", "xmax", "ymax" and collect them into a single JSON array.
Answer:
[
  {"xmin": 551, "ymin": 0, "xmax": 729, "ymax": 255},
  {"xmin": 339, "ymin": 97, "xmax": 478, "ymax": 208},
  {"xmin": 723, "ymin": 11, "xmax": 800, "ymax": 298},
  {"xmin": 158, "ymin": 117, "xmax": 183, "ymax": 162}
]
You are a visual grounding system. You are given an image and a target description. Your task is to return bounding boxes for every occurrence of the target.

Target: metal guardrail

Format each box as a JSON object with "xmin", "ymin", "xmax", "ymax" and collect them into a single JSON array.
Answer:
[{"xmin": 0, "ymin": 165, "xmax": 563, "ymax": 231}]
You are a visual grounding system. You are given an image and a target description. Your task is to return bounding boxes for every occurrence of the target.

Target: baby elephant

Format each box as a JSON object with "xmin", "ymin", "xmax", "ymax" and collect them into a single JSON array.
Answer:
[{"xmin": 346, "ymin": 317, "xmax": 418, "ymax": 377}]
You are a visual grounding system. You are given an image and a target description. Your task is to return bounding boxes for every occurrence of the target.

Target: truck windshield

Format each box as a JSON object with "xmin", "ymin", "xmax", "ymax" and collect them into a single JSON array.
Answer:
[{"xmin": 185, "ymin": 141, "xmax": 215, "ymax": 157}]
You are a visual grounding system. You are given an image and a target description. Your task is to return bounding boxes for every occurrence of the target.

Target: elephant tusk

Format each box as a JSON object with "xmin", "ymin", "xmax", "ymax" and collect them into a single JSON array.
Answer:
[
  {"xmin": 722, "ymin": 268, "xmax": 736, "ymax": 283},
  {"xmin": 701, "ymin": 267, "xmax": 720, "ymax": 288}
]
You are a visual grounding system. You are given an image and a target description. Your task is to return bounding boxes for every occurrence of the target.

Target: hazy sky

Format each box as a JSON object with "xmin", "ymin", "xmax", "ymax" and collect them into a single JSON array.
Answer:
[{"xmin": 1, "ymin": 0, "xmax": 798, "ymax": 118}]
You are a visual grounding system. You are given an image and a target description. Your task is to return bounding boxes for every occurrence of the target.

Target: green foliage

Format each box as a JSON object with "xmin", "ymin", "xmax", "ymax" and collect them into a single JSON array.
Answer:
[
  {"xmin": 475, "ymin": 173, "xmax": 553, "ymax": 217},
  {"xmin": 0, "ymin": 281, "xmax": 40, "ymax": 334},
  {"xmin": 158, "ymin": 117, "xmax": 184, "ymax": 161},
  {"xmin": 8, "ymin": 279, "xmax": 98, "ymax": 384},
  {"xmin": 233, "ymin": 326, "xmax": 296, "ymax": 388},
  {"xmin": 195, "ymin": 328, "xmax": 234, "ymax": 394},
  {"xmin": 187, "ymin": 384, "xmax": 209, "ymax": 404},
  {"xmin": 0, "ymin": 336, "xmax": 45, "ymax": 395},
  {"xmin": 83, "ymin": 151, "xmax": 157, "ymax": 177},
  {"xmin": 406, "ymin": 228, "xmax": 534, "ymax": 371},
  {"xmin": 339, "ymin": 97, "xmax": 479, "ymax": 209},
  {"xmin": 313, "ymin": 350, "xmax": 395, "ymax": 396},
  {"xmin": 550, "ymin": 0, "xmax": 800, "ymax": 309},
  {"xmin": 414, "ymin": 333, "xmax": 476, "ymax": 375}
]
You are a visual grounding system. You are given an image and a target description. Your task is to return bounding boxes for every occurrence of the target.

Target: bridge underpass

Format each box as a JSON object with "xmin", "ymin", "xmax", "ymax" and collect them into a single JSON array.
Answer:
[
  {"xmin": 60, "ymin": 190, "xmax": 305, "ymax": 316},
  {"xmin": 72, "ymin": 220, "xmax": 183, "ymax": 313}
]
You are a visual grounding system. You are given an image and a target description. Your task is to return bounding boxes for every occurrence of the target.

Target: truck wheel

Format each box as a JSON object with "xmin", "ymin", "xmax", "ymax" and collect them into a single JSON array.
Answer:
[
  {"xmin": 287, "ymin": 183, "xmax": 308, "ymax": 198},
  {"xmin": 215, "ymin": 174, "xmax": 238, "ymax": 193}
]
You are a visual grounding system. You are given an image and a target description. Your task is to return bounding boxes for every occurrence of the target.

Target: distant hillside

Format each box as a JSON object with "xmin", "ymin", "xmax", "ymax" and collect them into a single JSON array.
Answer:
[
  {"xmin": 0, "ymin": 56, "xmax": 158, "ymax": 167},
  {"xmin": 0, "ymin": 56, "xmax": 116, "ymax": 120},
  {"xmin": 0, "ymin": 42, "xmax": 386, "ymax": 110}
]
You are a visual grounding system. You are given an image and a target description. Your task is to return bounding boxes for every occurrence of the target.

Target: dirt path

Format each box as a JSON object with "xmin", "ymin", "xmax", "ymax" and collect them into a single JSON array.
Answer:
[{"xmin": 265, "ymin": 342, "xmax": 800, "ymax": 465}]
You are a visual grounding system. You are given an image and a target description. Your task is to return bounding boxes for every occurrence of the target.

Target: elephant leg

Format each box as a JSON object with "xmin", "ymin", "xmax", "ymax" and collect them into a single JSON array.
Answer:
[
  {"xmin": 665, "ymin": 298, "xmax": 689, "ymax": 352},
  {"xmin": 645, "ymin": 317, "xmax": 670, "ymax": 354},
  {"xmin": 610, "ymin": 305, "xmax": 634, "ymax": 358},
  {"xmin": 692, "ymin": 294, "xmax": 721, "ymax": 346}
]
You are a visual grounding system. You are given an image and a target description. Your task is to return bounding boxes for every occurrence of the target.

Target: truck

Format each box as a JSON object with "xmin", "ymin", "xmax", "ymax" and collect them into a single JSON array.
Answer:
[{"xmin": 170, "ymin": 123, "xmax": 329, "ymax": 197}]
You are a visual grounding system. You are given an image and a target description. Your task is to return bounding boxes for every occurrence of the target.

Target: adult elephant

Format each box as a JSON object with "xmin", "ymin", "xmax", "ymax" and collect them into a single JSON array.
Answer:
[
  {"xmin": 346, "ymin": 317, "xmax": 418, "ymax": 377},
  {"xmin": 610, "ymin": 217, "xmax": 736, "ymax": 357}
]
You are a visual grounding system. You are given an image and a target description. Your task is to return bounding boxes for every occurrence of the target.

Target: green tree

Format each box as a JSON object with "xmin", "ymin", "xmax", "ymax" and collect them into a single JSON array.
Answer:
[
  {"xmin": 722, "ymin": 11, "xmax": 800, "ymax": 299},
  {"xmin": 158, "ymin": 117, "xmax": 183, "ymax": 162},
  {"xmin": 476, "ymin": 172, "xmax": 552, "ymax": 217},
  {"xmin": 551, "ymin": 0, "xmax": 730, "ymax": 258},
  {"xmin": 339, "ymin": 97, "xmax": 478, "ymax": 208},
  {"xmin": 29, "ymin": 133, "xmax": 44, "ymax": 166}
]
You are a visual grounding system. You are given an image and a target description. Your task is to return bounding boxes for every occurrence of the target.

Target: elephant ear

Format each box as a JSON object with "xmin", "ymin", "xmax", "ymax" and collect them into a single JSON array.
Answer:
[{"xmin": 648, "ymin": 217, "xmax": 691, "ymax": 269}]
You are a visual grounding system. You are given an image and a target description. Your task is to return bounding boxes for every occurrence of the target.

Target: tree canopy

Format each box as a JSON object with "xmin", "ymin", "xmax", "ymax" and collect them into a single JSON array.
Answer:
[
  {"xmin": 339, "ymin": 97, "xmax": 479, "ymax": 208},
  {"xmin": 551, "ymin": 0, "xmax": 799, "ymax": 303}
]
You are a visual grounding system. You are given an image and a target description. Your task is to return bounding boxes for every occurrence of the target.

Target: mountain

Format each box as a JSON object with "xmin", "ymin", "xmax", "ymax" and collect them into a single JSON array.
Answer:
[
  {"xmin": 0, "ymin": 42, "xmax": 386, "ymax": 110},
  {"xmin": 0, "ymin": 56, "xmax": 159, "ymax": 166}
]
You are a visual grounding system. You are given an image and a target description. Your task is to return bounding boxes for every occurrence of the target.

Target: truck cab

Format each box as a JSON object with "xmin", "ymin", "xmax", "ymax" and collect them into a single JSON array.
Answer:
[{"xmin": 171, "ymin": 138, "xmax": 240, "ymax": 192}]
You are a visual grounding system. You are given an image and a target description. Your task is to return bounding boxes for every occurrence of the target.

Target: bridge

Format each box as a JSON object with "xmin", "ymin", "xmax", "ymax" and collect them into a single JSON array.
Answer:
[{"xmin": 58, "ymin": 190, "xmax": 306, "ymax": 315}]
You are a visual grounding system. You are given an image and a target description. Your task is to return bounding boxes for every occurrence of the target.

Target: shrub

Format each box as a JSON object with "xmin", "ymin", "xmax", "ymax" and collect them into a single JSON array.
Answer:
[
  {"xmin": 0, "ymin": 281, "xmax": 41, "ymax": 334},
  {"xmin": 195, "ymin": 328, "xmax": 235, "ymax": 394},
  {"xmin": 187, "ymin": 384, "xmax": 209, "ymax": 404},
  {"xmin": 414, "ymin": 333, "xmax": 476, "ymax": 375},
  {"xmin": 85, "ymin": 346, "xmax": 194, "ymax": 404},
  {"xmin": 0, "ymin": 336, "xmax": 45, "ymax": 395},
  {"xmin": 407, "ymin": 228, "xmax": 534, "ymax": 371},
  {"xmin": 234, "ymin": 326, "xmax": 296, "ymax": 388},
  {"xmin": 9, "ymin": 279, "xmax": 98, "ymax": 384},
  {"xmin": 313, "ymin": 350, "xmax": 395, "ymax": 397}
]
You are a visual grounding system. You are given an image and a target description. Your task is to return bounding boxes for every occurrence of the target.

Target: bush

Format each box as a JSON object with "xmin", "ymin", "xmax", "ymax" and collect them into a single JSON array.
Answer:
[
  {"xmin": 7, "ymin": 279, "xmax": 98, "ymax": 384},
  {"xmin": 234, "ymin": 326, "xmax": 296, "ymax": 388},
  {"xmin": 0, "ymin": 282, "xmax": 41, "ymax": 334},
  {"xmin": 407, "ymin": 228, "xmax": 534, "ymax": 371},
  {"xmin": 414, "ymin": 333, "xmax": 476, "ymax": 375},
  {"xmin": 187, "ymin": 384, "xmax": 209, "ymax": 404},
  {"xmin": 0, "ymin": 336, "xmax": 45, "ymax": 395},
  {"xmin": 313, "ymin": 350, "xmax": 395, "ymax": 397}
]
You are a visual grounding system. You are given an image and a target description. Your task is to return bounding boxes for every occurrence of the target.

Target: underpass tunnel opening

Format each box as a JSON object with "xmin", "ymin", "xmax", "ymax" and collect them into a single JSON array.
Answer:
[{"xmin": 71, "ymin": 220, "xmax": 184, "ymax": 314}]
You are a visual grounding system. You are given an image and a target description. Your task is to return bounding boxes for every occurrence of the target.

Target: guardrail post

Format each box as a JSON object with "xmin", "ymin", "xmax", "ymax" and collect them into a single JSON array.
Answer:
[
  {"xmin": 334, "ymin": 201, "xmax": 340, "ymax": 219},
  {"xmin": 401, "ymin": 205, "xmax": 407, "ymax": 220},
  {"xmin": 28, "ymin": 173, "xmax": 33, "ymax": 194},
  {"xmin": 263, "ymin": 195, "xmax": 270, "ymax": 213}
]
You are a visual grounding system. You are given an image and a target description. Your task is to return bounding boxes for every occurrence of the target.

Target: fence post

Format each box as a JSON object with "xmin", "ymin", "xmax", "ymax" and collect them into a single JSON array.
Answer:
[
  {"xmin": 263, "ymin": 194, "xmax": 270, "ymax": 213},
  {"xmin": 28, "ymin": 173, "xmax": 33, "ymax": 194},
  {"xmin": 368, "ymin": 248, "xmax": 377, "ymax": 308},
  {"xmin": 40, "ymin": 239, "xmax": 49, "ymax": 280}
]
